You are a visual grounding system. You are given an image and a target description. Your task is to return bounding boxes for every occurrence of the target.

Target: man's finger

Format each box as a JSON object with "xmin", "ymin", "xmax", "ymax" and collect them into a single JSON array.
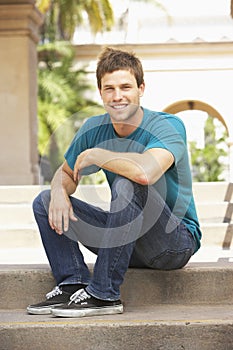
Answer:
[
  {"xmin": 69, "ymin": 207, "xmax": 78, "ymax": 223},
  {"xmin": 48, "ymin": 209, "xmax": 55, "ymax": 230},
  {"xmin": 63, "ymin": 212, "xmax": 70, "ymax": 232},
  {"xmin": 73, "ymin": 167, "xmax": 78, "ymax": 182}
]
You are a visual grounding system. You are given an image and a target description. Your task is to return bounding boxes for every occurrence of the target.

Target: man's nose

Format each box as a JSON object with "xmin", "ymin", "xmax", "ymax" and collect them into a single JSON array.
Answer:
[{"xmin": 113, "ymin": 88, "xmax": 123, "ymax": 100}]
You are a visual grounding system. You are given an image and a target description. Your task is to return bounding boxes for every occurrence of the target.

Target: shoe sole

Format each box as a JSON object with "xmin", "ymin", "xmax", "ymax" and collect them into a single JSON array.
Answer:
[
  {"xmin": 27, "ymin": 303, "xmax": 65, "ymax": 315},
  {"xmin": 51, "ymin": 304, "xmax": 124, "ymax": 318}
]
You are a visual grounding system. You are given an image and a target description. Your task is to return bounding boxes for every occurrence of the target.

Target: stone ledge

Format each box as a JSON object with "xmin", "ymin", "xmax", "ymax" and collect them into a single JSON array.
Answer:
[
  {"xmin": 2, "ymin": 262, "xmax": 233, "ymax": 309},
  {"xmin": 0, "ymin": 2, "xmax": 43, "ymax": 43},
  {"xmin": 1, "ymin": 306, "xmax": 233, "ymax": 350}
]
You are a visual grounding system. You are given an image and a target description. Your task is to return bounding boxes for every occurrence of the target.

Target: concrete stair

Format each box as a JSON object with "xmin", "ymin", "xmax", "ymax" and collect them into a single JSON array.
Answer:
[
  {"xmin": 1, "ymin": 262, "xmax": 233, "ymax": 349},
  {"xmin": 0, "ymin": 182, "xmax": 233, "ymax": 349},
  {"xmin": 0, "ymin": 182, "xmax": 232, "ymax": 252}
]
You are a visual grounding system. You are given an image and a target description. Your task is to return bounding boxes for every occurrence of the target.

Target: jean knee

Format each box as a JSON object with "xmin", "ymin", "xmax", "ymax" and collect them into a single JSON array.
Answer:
[
  {"xmin": 32, "ymin": 189, "xmax": 50, "ymax": 215},
  {"xmin": 111, "ymin": 176, "xmax": 133, "ymax": 199},
  {"xmin": 111, "ymin": 176, "xmax": 148, "ymax": 207}
]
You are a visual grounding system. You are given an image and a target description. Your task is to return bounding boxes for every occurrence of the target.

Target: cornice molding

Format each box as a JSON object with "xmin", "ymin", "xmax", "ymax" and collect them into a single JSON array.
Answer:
[
  {"xmin": 74, "ymin": 42, "xmax": 233, "ymax": 60},
  {"xmin": 0, "ymin": 2, "xmax": 43, "ymax": 43}
]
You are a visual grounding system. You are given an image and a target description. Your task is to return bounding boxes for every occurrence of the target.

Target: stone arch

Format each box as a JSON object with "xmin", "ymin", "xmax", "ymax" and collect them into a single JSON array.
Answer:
[
  {"xmin": 163, "ymin": 99, "xmax": 231, "ymax": 181},
  {"xmin": 163, "ymin": 99, "xmax": 229, "ymax": 136}
]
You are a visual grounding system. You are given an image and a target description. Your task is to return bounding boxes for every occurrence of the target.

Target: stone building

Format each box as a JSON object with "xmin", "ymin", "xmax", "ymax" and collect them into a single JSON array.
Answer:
[{"xmin": 0, "ymin": 0, "xmax": 233, "ymax": 184}]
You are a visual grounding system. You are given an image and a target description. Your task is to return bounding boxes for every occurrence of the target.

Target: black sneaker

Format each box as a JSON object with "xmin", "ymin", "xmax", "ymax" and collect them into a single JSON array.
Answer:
[
  {"xmin": 27, "ymin": 285, "xmax": 76, "ymax": 315},
  {"xmin": 51, "ymin": 288, "xmax": 123, "ymax": 318}
]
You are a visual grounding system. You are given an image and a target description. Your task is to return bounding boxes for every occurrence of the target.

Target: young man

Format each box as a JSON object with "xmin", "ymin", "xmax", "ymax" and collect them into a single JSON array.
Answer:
[{"xmin": 27, "ymin": 47, "xmax": 201, "ymax": 318}]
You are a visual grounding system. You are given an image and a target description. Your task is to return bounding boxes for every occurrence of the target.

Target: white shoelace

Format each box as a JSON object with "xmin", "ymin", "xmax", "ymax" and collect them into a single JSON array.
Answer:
[
  {"xmin": 68, "ymin": 288, "xmax": 91, "ymax": 305},
  {"xmin": 46, "ymin": 286, "xmax": 62, "ymax": 299}
]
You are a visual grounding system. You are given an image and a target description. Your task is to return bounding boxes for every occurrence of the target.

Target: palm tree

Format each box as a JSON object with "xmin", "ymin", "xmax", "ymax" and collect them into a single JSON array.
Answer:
[
  {"xmin": 36, "ymin": 0, "xmax": 114, "ymax": 42},
  {"xmin": 37, "ymin": 41, "xmax": 105, "ymax": 178}
]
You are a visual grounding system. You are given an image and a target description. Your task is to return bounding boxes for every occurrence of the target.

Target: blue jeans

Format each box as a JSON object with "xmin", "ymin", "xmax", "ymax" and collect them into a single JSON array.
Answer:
[{"xmin": 33, "ymin": 176, "xmax": 196, "ymax": 301}]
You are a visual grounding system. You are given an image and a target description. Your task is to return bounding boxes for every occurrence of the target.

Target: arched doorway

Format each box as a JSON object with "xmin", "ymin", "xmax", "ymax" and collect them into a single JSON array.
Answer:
[
  {"xmin": 163, "ymin": 99, "xmax": 229, "ymax": 182},
  {"xmin": 163, "ymin": 99, "xmax": 229, "ymax": 135}
]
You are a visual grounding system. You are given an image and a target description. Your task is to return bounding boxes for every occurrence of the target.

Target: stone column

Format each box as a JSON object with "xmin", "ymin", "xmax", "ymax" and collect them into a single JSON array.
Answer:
[{"xmin": 0, "ymin": 0, "xmax": 43, "ymax": 184}]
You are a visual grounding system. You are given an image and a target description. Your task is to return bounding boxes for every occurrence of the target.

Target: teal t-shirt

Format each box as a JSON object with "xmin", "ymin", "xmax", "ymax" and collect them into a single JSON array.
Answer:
[{"xmin": 65, "ymin": 107, "xmax": 201, "ymax": 251}]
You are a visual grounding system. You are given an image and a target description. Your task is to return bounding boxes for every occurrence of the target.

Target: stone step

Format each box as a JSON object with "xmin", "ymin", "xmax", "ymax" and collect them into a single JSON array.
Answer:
[
  {"xmin": 0, "ymin": 191, "xmax": 232, "ymax": 227},
  {"xmin": 0, "ymin": 201, "xmax": 232, "ymax": 227},
  {"xmin": 200, "ymin": 222, "xmax": 233, "ymax": 248},
  {"xmin": 192, "ymin": 182, "xmax": 232, "ymax": 203},
  {"xmin": 0, "ymin": 185, "xmax": 43, "ymax": 204},
  {"xmin": 1, "ymin": 261, "xmax": 233, "ymax": 350},
  {"xmin": 1, "ymin": 305, "xmax": 233, "ymax": 350},
  {"xmin": 0, "ymin": 222, "xmax": 232, "ymax": 249},
  {"xmin": 0, "ymin": 183, "xmax": 232, "ymax": 251},
  {"xmin": 1, "ymin": 261, "xmax": 233, "ymax": 310},
  {"xmin": 0, "ymin": 203, "xmax": 35, "ymax": 226},
  {"xmin": 0, "ymin": 226, "xmax": 43, "ymax": 249},
  {"xmin": 1, "ymin": 245, "xmax": 232, "ymax": 265},
  {"xmin": 0, "ymin": 182, "xmax": 232, "ymax": 205},
  {"xmin": 0, "ymin": 185, "xmax": 111, "ymax": 204},
  {"xmin": 0, "ymin": 201, "xmax": 110, "ymax": 226},
  {"xmin": 196, "ymin": 202, "xmax": 233, "ymax": 222},
  {"xmin": 1, "ymin": 184, "xmax": 232, "ymax": 349}
]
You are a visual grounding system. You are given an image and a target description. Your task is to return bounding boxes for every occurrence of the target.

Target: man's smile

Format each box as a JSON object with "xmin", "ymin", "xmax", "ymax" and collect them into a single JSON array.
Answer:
[{"xmin": 110, "ymin": 104, "xmax": 128, "ymax": 110}]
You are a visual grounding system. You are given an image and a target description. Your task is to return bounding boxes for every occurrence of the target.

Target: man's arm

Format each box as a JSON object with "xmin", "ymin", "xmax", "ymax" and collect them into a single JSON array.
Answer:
[
  {"xmin": 49, "ymin": 161, "xmax": 78, "ymax": 235},
  {"xmin": 73, "ymin": 147, "xmax": 174, "ymax": 186}
]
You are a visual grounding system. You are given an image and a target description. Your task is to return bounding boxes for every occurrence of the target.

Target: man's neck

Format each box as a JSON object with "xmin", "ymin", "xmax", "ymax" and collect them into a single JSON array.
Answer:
[{"xmin": 112, "ymin": 108, "xmax": 144, "ymax": 137}]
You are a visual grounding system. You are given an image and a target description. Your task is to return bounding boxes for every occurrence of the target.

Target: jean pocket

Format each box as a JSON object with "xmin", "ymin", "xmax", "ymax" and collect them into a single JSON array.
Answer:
[{"xmin": 149, "ymin": 248, "xmax": 193, "ymax": 270}]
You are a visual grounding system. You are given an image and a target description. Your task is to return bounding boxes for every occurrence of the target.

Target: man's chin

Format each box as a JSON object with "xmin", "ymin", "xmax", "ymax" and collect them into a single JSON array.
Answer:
[{"xmin": 110, "ymin": 113, "xmax": 131, "ymax": 123}]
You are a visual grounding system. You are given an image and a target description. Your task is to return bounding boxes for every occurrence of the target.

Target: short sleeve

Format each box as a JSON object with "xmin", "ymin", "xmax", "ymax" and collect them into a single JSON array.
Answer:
[
  {"xmin": 64, "ymin": 118, "xmax": 100, "ymax": 174},
  {"xmin": 144, "ymin": 114, "xmax": 187, "ymax": 165}
]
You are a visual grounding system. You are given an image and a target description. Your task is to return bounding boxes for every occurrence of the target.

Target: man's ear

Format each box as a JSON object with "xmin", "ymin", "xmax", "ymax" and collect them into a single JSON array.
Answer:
[{"xmin": 139, "ymin": 82, "xmax": 145, "ymax": 97}]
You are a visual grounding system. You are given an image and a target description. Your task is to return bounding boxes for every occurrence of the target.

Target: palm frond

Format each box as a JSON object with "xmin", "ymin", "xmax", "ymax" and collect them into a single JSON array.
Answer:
[
  {"xmin": 36, "ymin": 0, "xmax": 51, "ymax": 13},
  {"xmin": 38, "ymin": 71, "xmax": 71, "ymax": 104},
  {"xmin": 99, "ymin": 0, "xmax": 114, "ymax": 30}
]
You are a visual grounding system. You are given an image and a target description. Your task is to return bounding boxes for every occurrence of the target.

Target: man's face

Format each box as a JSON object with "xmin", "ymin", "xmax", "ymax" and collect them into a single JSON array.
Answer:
[{"xmin": 99, "ymin": 70, "xmax": 145, "ymax": 123}]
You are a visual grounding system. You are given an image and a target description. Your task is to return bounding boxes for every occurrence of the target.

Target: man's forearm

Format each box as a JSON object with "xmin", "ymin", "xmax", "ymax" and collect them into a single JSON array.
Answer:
[
  {"xmin": 89, "ymin": 148, "xmax": 174, "ymax": 186},
  {"xmin": 96, "ymin": 151, "xmax": 146, "ymax": 183},
  {"xmin": 87, "ymin": 149, "xmax": 155, "ymax": 185},
  {"xmin": 74, "ymin": 147, "xmax": 173, "ymax": 186},
  {"xmin": 51, "ymin": 164, "xmax": 77, "ymax": 196}
]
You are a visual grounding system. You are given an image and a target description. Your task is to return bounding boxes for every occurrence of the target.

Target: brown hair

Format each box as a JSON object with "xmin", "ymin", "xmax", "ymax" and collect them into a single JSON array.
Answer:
[{"xmin": 96, "ymin": 47, "xmax": 144, "ymax": 89}]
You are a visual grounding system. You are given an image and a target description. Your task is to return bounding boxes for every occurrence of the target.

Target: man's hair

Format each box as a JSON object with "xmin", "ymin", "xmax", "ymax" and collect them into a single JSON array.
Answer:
[{"xmin": 96, "ymin": 47, "xmax": 144, "ymax": 89}]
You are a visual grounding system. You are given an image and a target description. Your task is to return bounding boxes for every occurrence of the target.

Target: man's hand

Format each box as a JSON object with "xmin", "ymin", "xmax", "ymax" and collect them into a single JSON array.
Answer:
[
  {"xmin": 49, "ymin": 163, "xmax": 78, "ymax": 235},
  {"xmin": 73, "ymin": 149, "xmax": 94, "ymax": 182},
  {"xmin": 48, "ymin": 188, "xmax": 77, "ymax": 235}
]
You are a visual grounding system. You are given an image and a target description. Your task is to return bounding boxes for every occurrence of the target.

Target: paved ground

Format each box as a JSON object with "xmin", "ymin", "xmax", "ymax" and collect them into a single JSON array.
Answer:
[{"xmin": 2, "ymin": 304, "xmax": 233, "ymax": 324}]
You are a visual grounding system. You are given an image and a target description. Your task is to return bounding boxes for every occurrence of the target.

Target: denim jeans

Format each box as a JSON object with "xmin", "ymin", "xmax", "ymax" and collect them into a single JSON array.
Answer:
[{"xmin": 33, "ymin": 176, "xmax": 196, "ymax": 301}]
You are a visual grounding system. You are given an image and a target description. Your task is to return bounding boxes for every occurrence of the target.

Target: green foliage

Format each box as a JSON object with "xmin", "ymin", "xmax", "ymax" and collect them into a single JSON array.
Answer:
[
  {"xmin": 79, "ymin": 170, "xmax": 107, "ymax": 185},
  {"xmin": 37, "ymin": 41, "xmax": 104, "ymax": 176},
  {"xmin": 35, "ymin": 1, "xmax": 114, "ymax": 182},
  {"xmin": 189, "ymin": 116, "xmax": 228, "ymax": 182},
  {"xmin": 36, "ymin": 0, "xmax": 114, "ymax": 42}
]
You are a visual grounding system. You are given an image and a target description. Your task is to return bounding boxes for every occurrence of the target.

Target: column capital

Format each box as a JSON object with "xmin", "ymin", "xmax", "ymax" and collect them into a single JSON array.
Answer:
[{"xmin": 0, "ymin": 0, "xmax": 43, "ymax": 43}]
